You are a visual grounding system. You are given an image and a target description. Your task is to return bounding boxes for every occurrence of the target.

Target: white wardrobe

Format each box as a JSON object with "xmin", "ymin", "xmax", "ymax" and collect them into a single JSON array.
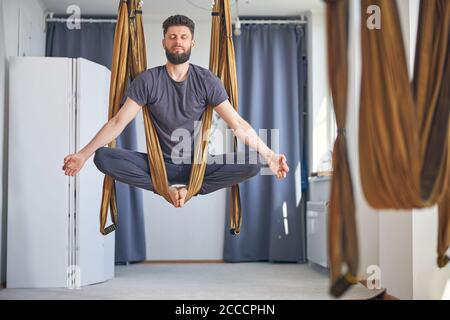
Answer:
[{"xmin": 7, "ymin": 57, "xmax": 115, "ymax": 288}]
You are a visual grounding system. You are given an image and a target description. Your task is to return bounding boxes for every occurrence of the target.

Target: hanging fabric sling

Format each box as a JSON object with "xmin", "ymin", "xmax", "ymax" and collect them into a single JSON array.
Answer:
[
  {"xmin": 325, "ymin": 0, "xmax": 450, "ymax": 298},
  {"xmin": 359, "ymin": 0, "xmax": 450, "ymax": 264},
  {"xmin": 324, "ymin": 0, "xmax": 358, "ymax": 298},
  {"xmin": 98, "ymin": 0, "xmax": 243, "ymax": 236}
]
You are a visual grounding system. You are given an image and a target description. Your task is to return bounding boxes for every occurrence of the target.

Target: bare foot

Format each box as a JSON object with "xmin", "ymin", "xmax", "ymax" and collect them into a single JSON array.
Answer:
[
  {"xmin": 177, "ymin": 187, "xmax": 188, "ymax": 207},
  {"xmin": 168, "ymin": 186, "xmax": 180, "ymax": 207}
]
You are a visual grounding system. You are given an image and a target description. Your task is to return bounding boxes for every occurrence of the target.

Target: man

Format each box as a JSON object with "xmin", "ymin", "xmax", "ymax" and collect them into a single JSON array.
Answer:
[{"xmin": 62, "ymin": 15, "xmax": 289, "ymax": 208}]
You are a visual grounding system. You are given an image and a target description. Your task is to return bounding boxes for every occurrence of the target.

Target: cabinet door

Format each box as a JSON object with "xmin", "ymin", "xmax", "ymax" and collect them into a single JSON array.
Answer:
[
  {"xmin": 306, "ymin": 201, "xmax": 329, "ymax": 268},
  {"xmin": 7, "ymin": 57, "xmax": 72, "ymax": 288},
  {"xmin": 76, "ymin": 58, "xmax": 114, "ymax": 285}
]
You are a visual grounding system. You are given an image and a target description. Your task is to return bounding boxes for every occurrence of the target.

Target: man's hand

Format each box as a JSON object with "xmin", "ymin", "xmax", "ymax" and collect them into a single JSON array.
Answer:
[
  {"xmin": 265, "ymin": 152, "xmax": 289, "ymax": 179},
  {"xmin": 62, "ymin": 153, "xmax": 87, "ymax": 176}
]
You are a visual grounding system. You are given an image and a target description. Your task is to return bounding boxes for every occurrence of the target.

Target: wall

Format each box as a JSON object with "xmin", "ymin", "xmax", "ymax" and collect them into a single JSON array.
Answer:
[
  {"xmin": 138, "ymin": 16, "xmax": 227, "ymax": 260},
  {"xmin": 0, "ymin": 0, "xmax": 46, "ymax": 285}
]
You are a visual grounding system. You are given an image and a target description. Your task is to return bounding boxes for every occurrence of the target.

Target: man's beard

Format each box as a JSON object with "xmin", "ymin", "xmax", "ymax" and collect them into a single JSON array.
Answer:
[{"xmin": 165, "ymin": 47, "xmax": 191, "ymax": 65}]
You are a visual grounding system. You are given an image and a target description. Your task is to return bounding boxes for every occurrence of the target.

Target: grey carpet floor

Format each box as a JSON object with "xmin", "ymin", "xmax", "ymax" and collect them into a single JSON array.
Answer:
[{"xmin": 0, "ymin": 262, "xmax": 384, "ymax": 300}]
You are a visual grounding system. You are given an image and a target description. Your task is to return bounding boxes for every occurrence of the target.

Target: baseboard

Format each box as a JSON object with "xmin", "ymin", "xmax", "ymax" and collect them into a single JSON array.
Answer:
[{"xmin": 136, "ymin": 259, "xmax": 225, "ymax": 264}]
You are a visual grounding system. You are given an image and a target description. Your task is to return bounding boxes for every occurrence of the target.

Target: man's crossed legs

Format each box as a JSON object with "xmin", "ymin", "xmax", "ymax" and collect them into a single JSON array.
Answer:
[{"xmin": 93, "ymin": 147, "xmax": 262, "ymax": 207}]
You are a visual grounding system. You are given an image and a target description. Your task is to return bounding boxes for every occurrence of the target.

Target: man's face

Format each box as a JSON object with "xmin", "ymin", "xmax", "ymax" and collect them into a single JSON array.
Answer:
[{"xmin": 162, "ymin": 26, "xmax": 195, "ymax": 65}]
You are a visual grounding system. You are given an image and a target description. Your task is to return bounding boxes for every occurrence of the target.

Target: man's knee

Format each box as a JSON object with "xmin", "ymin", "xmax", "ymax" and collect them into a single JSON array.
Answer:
[{"xmin": 93, "ymin": 147, "xmax": 110, "ymax": 172}]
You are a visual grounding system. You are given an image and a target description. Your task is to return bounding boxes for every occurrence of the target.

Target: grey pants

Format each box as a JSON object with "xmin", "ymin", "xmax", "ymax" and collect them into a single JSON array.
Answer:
[{"xmin": 93, "ymin": 147, "xmax": 262, "ymax": 195}]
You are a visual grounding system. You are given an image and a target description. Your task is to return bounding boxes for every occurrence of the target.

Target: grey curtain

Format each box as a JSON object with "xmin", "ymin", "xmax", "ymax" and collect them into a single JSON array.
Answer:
[
  {"xmin": 224, "ymin": 23, "xmax": 308, "ymax": 263},
  {"xmin": 46, "ymin": 19, "xmax": 146, "ymax": 264}
]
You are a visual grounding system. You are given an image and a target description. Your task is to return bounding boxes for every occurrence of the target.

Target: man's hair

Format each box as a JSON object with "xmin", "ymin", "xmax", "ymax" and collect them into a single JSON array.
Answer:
[{"xmin": 163, "ymin": 15, "xmax": 195, "ymax": 38}]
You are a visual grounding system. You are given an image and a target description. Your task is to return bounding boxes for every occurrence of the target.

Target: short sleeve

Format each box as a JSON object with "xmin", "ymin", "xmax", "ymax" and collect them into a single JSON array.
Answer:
[
  {"xmin": 205, "ymin": 72, "xmax": 229, "ymax": 107},
  {"xmin": 121, "ymin": 71, "xmax": 150, "ymax": 106}
]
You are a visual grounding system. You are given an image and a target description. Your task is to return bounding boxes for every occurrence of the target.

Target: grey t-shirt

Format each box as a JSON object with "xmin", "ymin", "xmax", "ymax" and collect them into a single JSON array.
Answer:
[{"xmin": 123, "ymin": 63, "xmax": 229, "ymax": 163}]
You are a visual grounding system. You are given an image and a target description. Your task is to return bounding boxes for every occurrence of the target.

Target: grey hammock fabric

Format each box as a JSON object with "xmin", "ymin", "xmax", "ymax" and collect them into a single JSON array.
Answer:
[
  {"xmin": 46, "ymin": 18, "xmax": 146, "ymax": 264},
  {"xmin": 224, "ymin": 23, "xmax": 308, "ymax": 263}
]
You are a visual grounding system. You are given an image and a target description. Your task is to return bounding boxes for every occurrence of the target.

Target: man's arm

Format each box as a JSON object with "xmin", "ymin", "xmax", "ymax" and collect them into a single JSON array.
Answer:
[
  {"xmin": 62, "ymin": 97, "xmax": 142, "ymax": 176},
  {"xmin": 214, "ymin": 100, "xmax": 289, "ymax": 179}
]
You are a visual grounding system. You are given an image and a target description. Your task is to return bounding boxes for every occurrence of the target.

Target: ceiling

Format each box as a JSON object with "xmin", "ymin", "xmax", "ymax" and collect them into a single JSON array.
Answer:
[{"xmin": 40, "ymin": 0, "xmax": 324, "ymax": 20}]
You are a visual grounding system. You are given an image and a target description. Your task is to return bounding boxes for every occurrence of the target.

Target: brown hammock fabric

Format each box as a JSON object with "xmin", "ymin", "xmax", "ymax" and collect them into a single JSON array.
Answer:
[
  {"xmin": 359, "ymin": 0, "xmax": 450, "ymax": 266},
  {"xmin": 326, "ymin": 0, "xmax": 450, "ymax": 298},
  {"xmin": 99, "ymin": 0, "xmax": 243, "ymax": 236},
  {"xmin": 209, "ymin": 0, "xmax": 242, "ymax": 235},
  {"xmin": 324, "ymin": 0, "xmax": 359, "ymax": 298}
]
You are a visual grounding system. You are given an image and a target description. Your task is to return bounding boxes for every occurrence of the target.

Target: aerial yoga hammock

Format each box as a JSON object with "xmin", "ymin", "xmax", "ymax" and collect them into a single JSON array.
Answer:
[
  {"xmin": 325, "ymin": 0, "xmax": 450, "ymax": 298},
  {"xmin": 98, "ymin": 0, "xmax": 242, "ymax": 236}
]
